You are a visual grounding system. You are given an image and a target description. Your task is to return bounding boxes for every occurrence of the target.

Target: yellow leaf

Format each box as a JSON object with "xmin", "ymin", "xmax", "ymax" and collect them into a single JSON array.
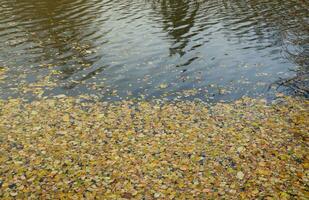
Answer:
[
  {"xmin": 257, "ymin": 169, "xmax": 271, "ymax": 176},
  {"xmin": 63, "ymin": 114, "xmax": 70, "ymax": 122}
]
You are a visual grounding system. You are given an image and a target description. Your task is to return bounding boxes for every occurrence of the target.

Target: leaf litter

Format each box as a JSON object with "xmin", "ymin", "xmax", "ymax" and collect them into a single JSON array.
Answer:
[{"xmin": 0, "ymin": 96, "xmax": 308, "ymax": 199}]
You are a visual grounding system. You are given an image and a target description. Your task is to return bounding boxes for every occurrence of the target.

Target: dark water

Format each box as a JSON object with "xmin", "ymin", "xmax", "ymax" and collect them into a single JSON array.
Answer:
[{"xmin": 0, "ymin": 0, "xmax": 308, "ymax": 102}]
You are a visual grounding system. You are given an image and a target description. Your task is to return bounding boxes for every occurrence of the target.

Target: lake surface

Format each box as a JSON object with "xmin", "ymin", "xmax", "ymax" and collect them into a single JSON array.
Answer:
[{"xmin": 0, "ymin": 0, "xmax": 308, "ymax": 102}]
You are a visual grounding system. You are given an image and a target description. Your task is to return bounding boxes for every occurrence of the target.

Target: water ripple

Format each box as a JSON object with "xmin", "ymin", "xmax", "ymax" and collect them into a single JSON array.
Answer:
[{"xmin": 0, "ymin": 0, "xmax": 308, "ymax": 101}]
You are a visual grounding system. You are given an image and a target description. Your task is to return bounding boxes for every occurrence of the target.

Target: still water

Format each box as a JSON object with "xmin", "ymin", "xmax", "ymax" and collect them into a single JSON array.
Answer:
[{"xmin": 0, "ymin": 0, "xmax": 308, "ymax": 102}]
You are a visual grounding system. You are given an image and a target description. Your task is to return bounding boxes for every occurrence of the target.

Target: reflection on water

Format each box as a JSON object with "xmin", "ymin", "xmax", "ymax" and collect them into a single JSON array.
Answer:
[
  {"xmin": 0, "ymin": 0, "xmax": 308, "ymax": 101},
  {"xmin": 150, "ymin": 0, "xmax": 201, "ymax": 59}
]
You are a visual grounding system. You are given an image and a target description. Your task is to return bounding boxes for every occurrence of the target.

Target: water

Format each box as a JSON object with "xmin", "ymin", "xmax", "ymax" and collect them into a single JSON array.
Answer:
[{"xmin": 0, "ymin": 0, "xmax": 308, "ymax": 102}]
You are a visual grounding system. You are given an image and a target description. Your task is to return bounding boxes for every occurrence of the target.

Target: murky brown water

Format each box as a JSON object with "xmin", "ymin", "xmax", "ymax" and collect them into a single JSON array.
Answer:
[{"xmin": 0, "ymin": 0, "xmax": 308, "ymax": 101}]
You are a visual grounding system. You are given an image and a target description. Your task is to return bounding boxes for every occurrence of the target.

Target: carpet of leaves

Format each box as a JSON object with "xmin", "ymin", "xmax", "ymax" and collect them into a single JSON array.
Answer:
[{"xmin": 0, "ymin": 96, "xmax": 308, "ymax": 199}]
